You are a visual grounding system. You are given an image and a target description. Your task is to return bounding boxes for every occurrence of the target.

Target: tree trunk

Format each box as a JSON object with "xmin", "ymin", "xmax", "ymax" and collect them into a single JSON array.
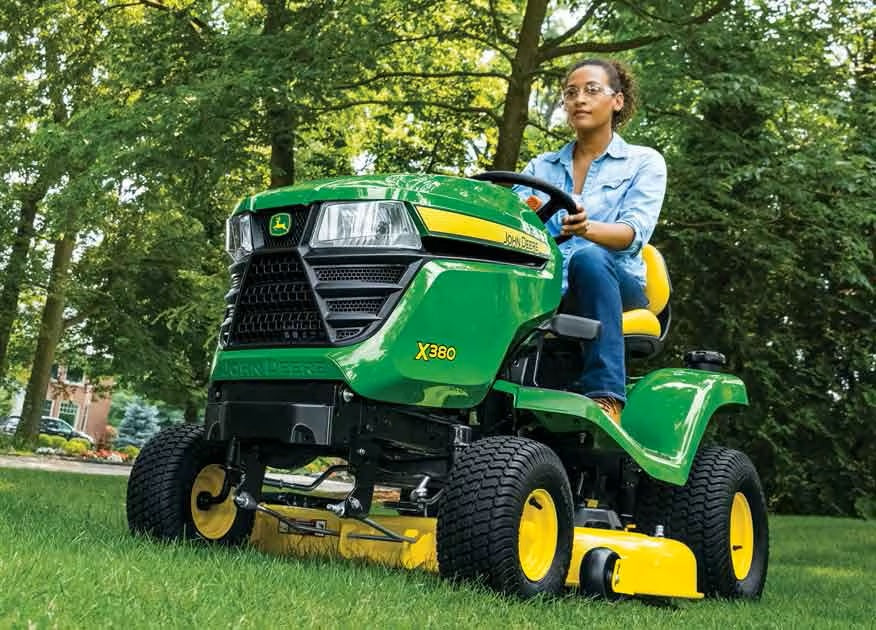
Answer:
[
  {"xmin": 268, "ymin": 107, "xmax": 295, "ymax": 188},
  {"xmin": 491, "ymin": 0, "xmax": 549, "ymax": 171},
  {"xmin": 15, "ymin": 233, "xmax": 76, "ymax": 445},
  {"xmin": 262, "ymin": 0, "xmax": 295, "ymax": 188},
  {"xmin": 0, "ymin": 182, "xmax": 48, "ymax": 382}
]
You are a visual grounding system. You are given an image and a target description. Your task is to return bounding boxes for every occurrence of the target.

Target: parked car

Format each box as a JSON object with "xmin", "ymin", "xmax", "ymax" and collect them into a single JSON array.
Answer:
[
  {"xmin": 0, "ymin": 415, "xmax": 18, "ymax": 435},
  {"xmin": 0, "ymin": 415, "xmax": 94, "ymax": 446}
]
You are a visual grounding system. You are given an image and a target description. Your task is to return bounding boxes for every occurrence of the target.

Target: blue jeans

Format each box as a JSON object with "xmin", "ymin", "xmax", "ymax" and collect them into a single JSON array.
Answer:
[{"xmin": 565, "ymin": 245, "xmax": 648, "ymax": 404}]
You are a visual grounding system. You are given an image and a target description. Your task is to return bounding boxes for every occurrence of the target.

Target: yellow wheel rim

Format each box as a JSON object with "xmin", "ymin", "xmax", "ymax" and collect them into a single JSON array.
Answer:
[
  {"xmin": 190, "ymin": 464, "xmax": 237, "ymax": 540},
  {"xmin": 517, "ymin": 488, "xmax": 558, "ymax": 582},
  {"xmin": 730, "ymin": 491, "xmax": 755, "ymax": 580}
]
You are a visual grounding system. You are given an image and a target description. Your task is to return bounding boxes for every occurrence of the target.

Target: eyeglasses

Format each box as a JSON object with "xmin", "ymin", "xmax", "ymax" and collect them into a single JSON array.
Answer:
[{"xmin": 562, "ymin": 83, "xmax": 617, "ymax": 102}]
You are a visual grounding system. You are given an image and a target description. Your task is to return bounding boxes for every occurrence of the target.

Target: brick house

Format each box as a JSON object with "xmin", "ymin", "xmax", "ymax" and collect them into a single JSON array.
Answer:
[{"xmin": 12, "ymin": 365, "xmax": 114, "ymax": 442}]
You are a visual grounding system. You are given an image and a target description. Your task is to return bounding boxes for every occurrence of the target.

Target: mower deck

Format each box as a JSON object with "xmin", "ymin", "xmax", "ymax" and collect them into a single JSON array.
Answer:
[{"xmin": 249, "ymin": 504, "xmax": 702, "ymax": 599}]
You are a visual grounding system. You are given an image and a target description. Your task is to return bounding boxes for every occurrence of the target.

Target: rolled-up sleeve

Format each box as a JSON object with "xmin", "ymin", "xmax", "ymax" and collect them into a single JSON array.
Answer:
[{"xmin": 616, "ymin": 150, "xmax": 666, "ymax": 255}]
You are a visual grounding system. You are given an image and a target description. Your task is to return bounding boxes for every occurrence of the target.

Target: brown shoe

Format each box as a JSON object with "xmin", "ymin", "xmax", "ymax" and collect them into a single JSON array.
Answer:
[{"xmin": 592, "ymin": 397, "xmax": 622, "ymax": 424}]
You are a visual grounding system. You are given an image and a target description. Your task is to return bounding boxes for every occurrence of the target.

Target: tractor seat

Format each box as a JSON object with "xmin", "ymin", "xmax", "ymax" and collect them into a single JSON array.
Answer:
[{"xmin": 623, "ymin": 245, "xmax": 670, "ymax": 358}]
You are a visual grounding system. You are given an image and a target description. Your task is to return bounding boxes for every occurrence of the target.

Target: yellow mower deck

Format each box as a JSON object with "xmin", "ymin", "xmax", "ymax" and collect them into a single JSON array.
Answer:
[{"xmin": 250, "ymin": 505, "xmax": 702, "ymax": 599}]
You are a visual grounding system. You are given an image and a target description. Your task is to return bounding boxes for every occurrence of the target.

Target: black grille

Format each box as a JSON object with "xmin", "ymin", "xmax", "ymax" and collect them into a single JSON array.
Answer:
[
  {"xmin": 253, "ymin": 206, "xmax": 310, "ymax": 249},
  {"xmin": 229, "ymin": 272, "xmax": 242, "ymax": 291},
  {"xmin": 229, "ymin": 252, "xmax": 326, "ymax": 345},
  {"xmin": 326, "ymin": 297, "xmax": 385, "ymax": 313},
  {"xmin": 312, "ymin": 265, "xmax": 406, "ymax": 284},
  {"xmin": 219, "ymin": 267, "xmax": 245, "ymax": 346},
  {"xmin": 222, "ymin": 245, "xmax": 422, "ymax": 349}
]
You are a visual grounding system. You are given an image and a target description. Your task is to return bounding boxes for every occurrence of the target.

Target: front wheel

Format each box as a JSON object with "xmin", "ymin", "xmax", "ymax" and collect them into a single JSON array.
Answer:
[
  {"xmin": 437, "ymin": 436, "xmax": 574, "ymax": 598},
  {"xmin": 126, "ymin": 424, "xmax": 258, "ymax": 545}
]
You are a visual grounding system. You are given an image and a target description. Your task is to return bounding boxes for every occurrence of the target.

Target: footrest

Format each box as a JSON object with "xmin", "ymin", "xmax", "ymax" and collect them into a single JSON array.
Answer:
[{"xmin": 539, "ymin": 314, "xmax": 601, "ymax": 341}]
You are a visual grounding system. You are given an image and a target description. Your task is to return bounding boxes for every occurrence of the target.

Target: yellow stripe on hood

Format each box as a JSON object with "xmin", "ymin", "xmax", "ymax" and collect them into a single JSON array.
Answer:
[{"xmin": 416, "ymin": 206, "xmax": 550, "ymax": 257}]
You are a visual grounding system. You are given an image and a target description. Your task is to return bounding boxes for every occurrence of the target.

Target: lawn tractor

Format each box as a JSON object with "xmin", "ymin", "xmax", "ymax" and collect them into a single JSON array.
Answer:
[{"xmin": 126, "ymin": 172, "xmax": 769, "ymax": 600}]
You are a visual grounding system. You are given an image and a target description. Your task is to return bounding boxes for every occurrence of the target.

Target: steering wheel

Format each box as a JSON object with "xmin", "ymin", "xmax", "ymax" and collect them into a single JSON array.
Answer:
[{"xmin": 470, "ymin": 171, "xmax": 579, "ymax": 244}]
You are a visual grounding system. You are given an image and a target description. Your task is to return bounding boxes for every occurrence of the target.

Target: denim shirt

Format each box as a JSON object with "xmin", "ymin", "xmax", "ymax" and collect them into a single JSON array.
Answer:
[{"xmin": 513, "ymin": 134, "xmax": 666, "ymax": 293}]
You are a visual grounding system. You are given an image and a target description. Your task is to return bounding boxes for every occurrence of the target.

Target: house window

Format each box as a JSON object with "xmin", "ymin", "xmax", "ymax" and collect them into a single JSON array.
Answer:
[
  {"xmin": 50, "ymin": 364, "xmax": 59, "ymax": 380},
  {"xmin": 58, "ymin": 401, "xmax": 79, "ymax": 425},
  {"xmin": 66, "ymin": 367, "xmax": 84, "ymax": 384},
  {"xmin": 42, "ymin": 399, "xmax": 53, "ymax": 416}
]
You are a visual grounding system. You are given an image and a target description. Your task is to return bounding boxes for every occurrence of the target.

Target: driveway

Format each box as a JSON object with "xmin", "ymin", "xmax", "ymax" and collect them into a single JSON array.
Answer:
[
  {"xmin": 0, "ymin": 454, "xmax": 130, "ymax": 477},
  {"xmin": 0, "ymin": 454, "xmax": 358, "ymax": 493}
]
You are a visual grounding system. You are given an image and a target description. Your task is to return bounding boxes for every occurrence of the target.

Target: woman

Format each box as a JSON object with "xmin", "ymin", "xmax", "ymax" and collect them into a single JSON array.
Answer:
[{"xmin": 515, "ymin": 59, "xmax": 666, "ymax": 423}]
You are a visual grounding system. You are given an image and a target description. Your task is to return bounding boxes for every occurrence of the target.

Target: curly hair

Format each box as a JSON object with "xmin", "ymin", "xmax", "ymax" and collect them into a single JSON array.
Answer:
[{"xmin": 564, "ymin": 58, "xmax": 639, "ymax": 130}]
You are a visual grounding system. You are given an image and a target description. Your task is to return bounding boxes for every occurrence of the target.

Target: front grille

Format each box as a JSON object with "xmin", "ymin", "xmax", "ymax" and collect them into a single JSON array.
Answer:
[
  {"xmin": 220, "ymin": 217, "xmax": 421, "ymax": 349},
  {"xmin": 252, "ymin": 205, "xmax": 310, "ymax": 249},
  {"xmin": 229, "ymin": 272, "xmax": 243, "ymax": 292},
  {"xmin": 228, "ymin": 252, "xmax": 327, "ymax": 346},
  {"xmin": 326, "ymin": 297, "xmax": 385, "ymax": 313},
  {"xmin": 312, "ymin": 265, "xmax": 406, "ymax": 284}
]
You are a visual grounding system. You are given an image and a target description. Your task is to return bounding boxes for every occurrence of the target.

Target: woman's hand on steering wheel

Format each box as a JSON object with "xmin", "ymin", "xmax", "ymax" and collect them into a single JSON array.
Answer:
[
  {"xmin": 560, "ymin": 204, "xmax": 590, "ymax": 238},
  {"xmin": 469, "ymin": 171, "xmax": 583, "ymax": 244}
]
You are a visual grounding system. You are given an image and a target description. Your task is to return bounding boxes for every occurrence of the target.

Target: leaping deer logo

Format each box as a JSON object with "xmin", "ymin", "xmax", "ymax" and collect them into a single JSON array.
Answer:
[{"xmin": 270, "ymin": 212, "xmax": 292, "ymax": 236}]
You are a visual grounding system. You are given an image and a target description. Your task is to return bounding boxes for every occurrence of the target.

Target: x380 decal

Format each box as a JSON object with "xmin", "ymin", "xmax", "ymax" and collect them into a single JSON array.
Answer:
[{"xmin": 415, "ymin": 341, "xmax": 457, "ymax": 362}]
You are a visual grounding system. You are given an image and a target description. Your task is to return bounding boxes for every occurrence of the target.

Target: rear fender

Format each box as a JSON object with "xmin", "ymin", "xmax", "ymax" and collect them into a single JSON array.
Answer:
[{"xmin": 492, "ymin": 368, "xmax": 747, "ymax": 485}]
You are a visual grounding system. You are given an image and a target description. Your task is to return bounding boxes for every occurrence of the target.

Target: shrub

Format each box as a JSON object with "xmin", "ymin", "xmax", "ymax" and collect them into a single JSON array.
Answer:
[
  {"xmin": 856, "ymin": 495, "xmax": 876, "ymax": 520},
  {"xmin": 119, "ymin": 445, "xmax": 140, "ymax": 461},
  {"xmin": 48, "ymin": 435, "xmax": 68, "ymax": 450},
  {"xmin": 300, "ymin": 456, "xmax": 345, "ymax": 474},
  {"xmin": 62, "ymin": 438, "xmax": 90, "ymax": 456},
  {"xmin": 37, "ymin": 433, "xmax": 54, "ymax": 448}
]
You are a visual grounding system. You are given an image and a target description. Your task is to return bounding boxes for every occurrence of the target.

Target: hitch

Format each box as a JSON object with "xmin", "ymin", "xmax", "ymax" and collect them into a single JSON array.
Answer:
[
  {"xmin": 235, "ymin": 491, "xmax": 341, "ymax": 537},
  {"xmin": 235, "ymin": 490, "xmax": 418, "ymax": 544}
]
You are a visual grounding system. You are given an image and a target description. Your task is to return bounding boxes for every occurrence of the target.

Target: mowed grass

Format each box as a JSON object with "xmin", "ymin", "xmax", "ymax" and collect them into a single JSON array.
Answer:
[{"xmin": 0, "ymin": 469, "xmax": 873, "ymax": 630}]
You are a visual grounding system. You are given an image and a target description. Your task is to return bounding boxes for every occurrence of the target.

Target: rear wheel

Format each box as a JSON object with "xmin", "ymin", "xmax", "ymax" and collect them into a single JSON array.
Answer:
[
  {"xmin": 126, "ymin": 424, "xmax": 258, "ymax": 545},
  {"xmin": 437, "ymin": 436, "xmax": 574, "ymax": 598},
  {"xmin": 635, "ymin": 446, "xmax": 769, "ymax": 598}
]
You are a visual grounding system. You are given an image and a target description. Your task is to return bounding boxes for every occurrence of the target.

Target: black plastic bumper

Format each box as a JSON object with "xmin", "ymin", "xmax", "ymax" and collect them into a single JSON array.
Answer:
[{"xmin": 204, "ymin": 381, "xmax": 358, "ymax": 447}]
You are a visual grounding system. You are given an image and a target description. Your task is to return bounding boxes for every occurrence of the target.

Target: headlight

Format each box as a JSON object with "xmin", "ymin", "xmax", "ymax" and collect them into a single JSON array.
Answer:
[
  {"xmin": 225, "ymin": 213, "xmax": 254, "ymax": 262},
  {"xmin": 310, "ymin": 201, "xmax": 422, "ymax": 249}
]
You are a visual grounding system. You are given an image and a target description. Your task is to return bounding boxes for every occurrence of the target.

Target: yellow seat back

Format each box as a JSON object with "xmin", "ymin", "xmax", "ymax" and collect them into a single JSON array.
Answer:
[
  {"xmin": 641, "ymin": 244, "xmax": 670, "ymax": 315},
  {"xmin": 622, "ymin": 245, "xmax": 671, "ymax": 339}
]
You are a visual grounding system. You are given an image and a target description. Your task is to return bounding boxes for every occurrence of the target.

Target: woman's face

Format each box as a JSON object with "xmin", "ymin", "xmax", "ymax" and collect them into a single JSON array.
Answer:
[{"xmin": 563, "ymin": 65, "xmax": 624, "ymax": 134}]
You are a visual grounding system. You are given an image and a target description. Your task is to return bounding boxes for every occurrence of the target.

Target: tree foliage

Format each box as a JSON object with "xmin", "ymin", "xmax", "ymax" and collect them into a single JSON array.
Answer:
[
  {"xmin": 630, "ymin": 0, "xmax": 875, "ymax": 515},
  {"xmin": 0, "ymin": 0, "xmax": 871, "ymax": 514}
]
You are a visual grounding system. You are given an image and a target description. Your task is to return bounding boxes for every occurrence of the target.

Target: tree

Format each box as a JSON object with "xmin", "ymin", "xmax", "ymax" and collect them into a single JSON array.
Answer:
[
  {"xmin": 0, "ymin": 0, "xmax": 64, "ymax": 385},
  {"xmin": 65, "ymin": 0, "xmax": 422, "ymax": 419},
  {"xmin": 116, "ymin": 400, "xmax": 160, "ymax": 448},
  {"xmin": 322, "ymin": 1, "xmax": 732, "ymax": 171},
  {"xmin": 629, "ymin": 0, "xmax": 875, "ymax": 515},
  {"xmin": 2, "ymin": 0, "xmax": 871, "ymax": 515},
  {"xmin": 5, "ymin": 0, "xmax": 109, "ymax": 445}
]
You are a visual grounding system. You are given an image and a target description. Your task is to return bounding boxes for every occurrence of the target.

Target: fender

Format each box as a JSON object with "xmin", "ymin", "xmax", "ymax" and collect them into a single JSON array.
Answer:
[{"xmin": 492, "ymin": 368, "xmax": 748, "ymax": 485}]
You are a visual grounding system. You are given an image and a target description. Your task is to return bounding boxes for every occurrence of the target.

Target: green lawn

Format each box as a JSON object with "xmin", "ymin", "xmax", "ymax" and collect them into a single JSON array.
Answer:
[{"xmin": 0, "ymin": 468, "xmax": 873, "ymax": 629}]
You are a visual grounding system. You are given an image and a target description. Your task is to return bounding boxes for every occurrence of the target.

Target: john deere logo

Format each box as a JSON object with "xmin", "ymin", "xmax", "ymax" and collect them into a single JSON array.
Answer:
[{"xmin": 269, "ymin": 212, "xmax": 291, "ymax": 237}]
